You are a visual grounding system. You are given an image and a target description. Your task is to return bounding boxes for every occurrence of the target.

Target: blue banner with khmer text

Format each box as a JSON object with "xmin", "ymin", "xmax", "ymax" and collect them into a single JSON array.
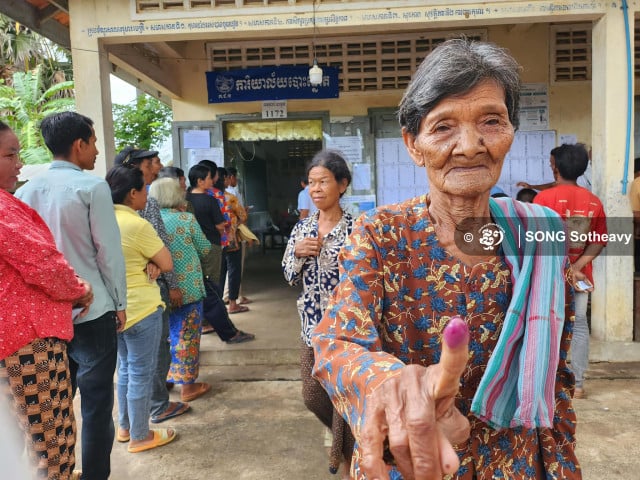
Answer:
[{"xmin": 206, "ymin": 66, "xmax": 339, "ymax": 103}]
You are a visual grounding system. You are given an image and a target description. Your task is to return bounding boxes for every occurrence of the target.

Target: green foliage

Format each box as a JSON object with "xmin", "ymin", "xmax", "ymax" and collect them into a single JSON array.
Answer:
[
  {"xmin": 0, "ymin": 14, "xmax": 72, "ymax": 87},
  {"xmin": 0, "ymin": 66, "xmax": 75, "ymax": 164},
  {"xmin": 112, "ymin": 95, "xmax": 172, "ymax": 151}
]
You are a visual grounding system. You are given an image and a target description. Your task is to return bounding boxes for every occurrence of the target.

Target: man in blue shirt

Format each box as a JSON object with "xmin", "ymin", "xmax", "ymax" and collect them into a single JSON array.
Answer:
[
  {"xmin": 297, "ymin": 177, "xmax": 318, "ymax": 220},
  {"xmin": 16, "ymin": 112, "xmax": 127, "ymax": 480}
]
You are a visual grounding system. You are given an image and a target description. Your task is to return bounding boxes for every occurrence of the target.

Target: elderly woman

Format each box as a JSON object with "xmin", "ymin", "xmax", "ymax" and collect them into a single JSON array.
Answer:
[
  {"xmin": 149, "ymin": 178, "xmax": 212, "ymax": 403},
  {"xmin": 312, "ymin": 39, "xmax": 579, "ymax": 479},
  {"xmin": 282, "ymin": 150, "xmax": 355, "ymax": 477},
  {"xmin": 106, "ymin": 165, "xmax": 177, "ymax": 453}
]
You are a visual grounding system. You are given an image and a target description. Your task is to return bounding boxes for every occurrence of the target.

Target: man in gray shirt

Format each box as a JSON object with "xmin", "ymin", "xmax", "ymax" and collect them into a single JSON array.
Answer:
[{"xmin": 16, "ymin": 112, "xmax": 127, "ymax": 480}]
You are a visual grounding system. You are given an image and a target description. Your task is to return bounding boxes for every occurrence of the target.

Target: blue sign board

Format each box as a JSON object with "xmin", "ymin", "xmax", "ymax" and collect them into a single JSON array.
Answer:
[{"xmin": 206, "ymin": 66, "xmax": 339, "ymax": 103}]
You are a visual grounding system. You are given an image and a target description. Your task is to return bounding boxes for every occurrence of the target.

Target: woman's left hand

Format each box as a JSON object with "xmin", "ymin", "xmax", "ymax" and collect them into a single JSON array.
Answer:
[{"xmin": 359, "ymin": 317, "xmax": 471, "ymax": 480}]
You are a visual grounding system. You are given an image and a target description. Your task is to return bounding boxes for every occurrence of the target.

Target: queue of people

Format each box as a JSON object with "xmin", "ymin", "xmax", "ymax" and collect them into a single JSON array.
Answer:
[{"xmin": 0, "ymin": 110, "xmax": 258, "ymax": 479}]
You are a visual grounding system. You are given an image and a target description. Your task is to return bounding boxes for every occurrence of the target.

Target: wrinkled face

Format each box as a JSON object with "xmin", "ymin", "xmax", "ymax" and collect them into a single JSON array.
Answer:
[
  {"xmin": 0, "ymin": 129, "xmax": 22, "ymax": 191},
  {"xmin": 403, "ymin": 79, "xmax": 514, "ymax": 198},
  {"xmin": 308, "ymin": 166, "xmax": 347, "ymax": 211},
  {"xmin": 150, "ymin": 156, "xmax": 163, "ymax": 180},
  {"xmin": 77, "ymin": 128, "xmax": 99, "ymax": 171}
]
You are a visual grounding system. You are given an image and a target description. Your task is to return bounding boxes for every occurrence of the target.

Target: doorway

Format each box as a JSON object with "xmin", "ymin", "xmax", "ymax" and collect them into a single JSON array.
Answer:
[{"xmin": 224, "ymin": 119, "xmax": 323, "ymax": 238}]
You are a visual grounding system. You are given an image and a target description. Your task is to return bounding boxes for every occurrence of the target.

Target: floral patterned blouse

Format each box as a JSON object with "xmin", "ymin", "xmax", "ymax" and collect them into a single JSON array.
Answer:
[
  {"xmin": 312, "ymin": 195, "xmax": 579, "ymax": 479},
  {"xmin": 159, "ymin": 209, "xmax": 211, "ymax": 305},
  {"xmin": 282, "ymin": 210, "xmax": 354, "ymax": 346},
  {"xmin": 209, "ymin": 188, "xmax": 230, "ymax": 248},
  {"xmin": 224, "ymin": 191, "xmax": 247, "ymax": 252}
]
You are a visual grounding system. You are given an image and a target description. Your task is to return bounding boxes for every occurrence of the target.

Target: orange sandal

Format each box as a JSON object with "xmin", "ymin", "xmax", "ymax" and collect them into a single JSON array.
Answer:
[
  {"xmin": 181, "ymin": 382, "xmax": 211, "ymax": 402},
  {"xmin": 127, "ymin": 428, "xmax": 177, "ymax": 453},
  {"xmin": 116, "ymin": 428, "xmax": 130, "ymax": 443}
]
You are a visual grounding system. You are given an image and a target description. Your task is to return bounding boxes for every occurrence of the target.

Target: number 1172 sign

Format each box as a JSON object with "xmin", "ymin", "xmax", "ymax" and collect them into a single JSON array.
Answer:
[{"xmin": 262, "ymin": 100, "xmax": 287, "ymax": 119}]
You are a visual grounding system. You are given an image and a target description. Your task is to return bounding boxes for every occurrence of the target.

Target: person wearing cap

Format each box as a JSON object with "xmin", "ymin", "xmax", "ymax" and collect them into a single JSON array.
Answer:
[
  {"xmin": 115, "ymin": 146, "xmax": 192, "ymax": 422},
  {"xmin": 15, "ymin": 112, "xmax": 127, "ymax": 480}
]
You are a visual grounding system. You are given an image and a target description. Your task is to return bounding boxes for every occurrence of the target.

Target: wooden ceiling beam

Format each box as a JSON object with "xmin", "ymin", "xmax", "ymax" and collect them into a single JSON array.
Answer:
[
  {"xmin": 38, "ymin": 4, "xmax": 60, "ymax": 23},
  {"xmin": 47, "ymin": 0, "xmax": 69, "ymax": 14},
  {"xmin": 0, "ymin": 0, "xmax": 70, "ymax": 48}
]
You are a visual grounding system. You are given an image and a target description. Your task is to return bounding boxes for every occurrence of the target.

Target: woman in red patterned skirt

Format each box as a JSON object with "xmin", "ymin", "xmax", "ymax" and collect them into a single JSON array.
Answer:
[{"xmin": 0, "ymin": 120, "xmax": 93, "ymax": 480}]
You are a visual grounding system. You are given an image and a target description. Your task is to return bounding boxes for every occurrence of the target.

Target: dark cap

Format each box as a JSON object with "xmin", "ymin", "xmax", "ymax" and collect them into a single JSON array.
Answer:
[{"xmin": 114, "ymin": 146, "xmax": 159, "ymax": 166}]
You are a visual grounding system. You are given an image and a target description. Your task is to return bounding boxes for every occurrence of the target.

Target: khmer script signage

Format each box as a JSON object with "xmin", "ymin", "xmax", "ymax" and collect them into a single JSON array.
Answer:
[{"xmin": 206, "ymin": 66, "xmax": 339, "ymax": 103}]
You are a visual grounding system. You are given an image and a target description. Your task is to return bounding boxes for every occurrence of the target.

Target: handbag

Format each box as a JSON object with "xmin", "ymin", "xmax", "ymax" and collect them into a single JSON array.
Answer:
[{"xmin": 237, "ymin": 223, "xmax": 260, "ymax": 244}]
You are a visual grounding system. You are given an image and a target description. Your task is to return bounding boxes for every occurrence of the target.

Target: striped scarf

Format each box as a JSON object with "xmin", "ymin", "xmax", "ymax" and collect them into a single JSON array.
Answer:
[{"xmin": 470, "ymin": 197, "xmax": 567, "ymax": 429}]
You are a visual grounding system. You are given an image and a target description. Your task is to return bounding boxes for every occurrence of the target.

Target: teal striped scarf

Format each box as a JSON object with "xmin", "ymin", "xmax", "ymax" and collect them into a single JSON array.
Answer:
[{"xmin": 470, "ymin": 197, "xmax": 567, "ymax": 429}]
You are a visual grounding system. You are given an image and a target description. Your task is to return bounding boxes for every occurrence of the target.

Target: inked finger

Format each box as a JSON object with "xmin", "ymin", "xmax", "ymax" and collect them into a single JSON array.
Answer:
[{"xmin": 433, "ymin": 316, "xmax": 469, "ymax": 399}]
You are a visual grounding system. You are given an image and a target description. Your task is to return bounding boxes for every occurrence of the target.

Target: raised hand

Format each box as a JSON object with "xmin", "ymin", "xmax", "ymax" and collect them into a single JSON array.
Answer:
[{"xmin": 359, "ymin": 317, "xmax": 471, "ymax": 480}]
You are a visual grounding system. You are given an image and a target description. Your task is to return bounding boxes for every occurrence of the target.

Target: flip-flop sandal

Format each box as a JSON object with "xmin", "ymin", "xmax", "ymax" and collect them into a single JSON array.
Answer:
[
  {"xmin": 116, "ymin": 428, "xmax": 130, "ymax": 442},
  {"xmin": 226, "ymin": 331, "xmax": 256, "ymax": 344},
  {"xmin": 128, "ymin": 428, "xmax": 177, "ymax": 453},
  {"xmin": 228, "ymin": 305, "xmax": 249, "ymax": 314},
  {"xmin": 181, "ymin": 382, "xmax": 212, "ymax": 402},
  {"xmin": 238, "ymin": 297, "xmax": 253, "ymax": 305},
  {"xmin": 150, "ymin": 401, "xmax": 191, "ymax": 424}
]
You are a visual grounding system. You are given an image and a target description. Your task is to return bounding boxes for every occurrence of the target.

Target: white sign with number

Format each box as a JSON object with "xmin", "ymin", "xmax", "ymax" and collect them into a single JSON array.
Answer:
[{"xmin": 262, "ymin": 100, "xmax": 287, "ymax": 119}]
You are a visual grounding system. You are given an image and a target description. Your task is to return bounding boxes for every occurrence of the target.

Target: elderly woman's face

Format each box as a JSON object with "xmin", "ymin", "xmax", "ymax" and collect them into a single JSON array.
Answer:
[
  {"xmin": 0, "ymin": 129, "xmax": 22, "ymax": 191},
  {"xmin": 403, "ymin": 79, "xmax": 514, "ymax": 197},
  {"xmin": 308, "ymin": 166, "xmax": 347, "ymax": 211}
]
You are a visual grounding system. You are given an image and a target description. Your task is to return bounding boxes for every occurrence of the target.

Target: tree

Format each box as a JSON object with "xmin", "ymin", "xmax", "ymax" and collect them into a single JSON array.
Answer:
[
  {"xmin": 112, "ymin": 95, "xmax": 172, "ymax": 151},
  {"xmin": 0, "ymin": 14, "xmax": 72, "ymax": 89},
  {"xmin": 0, "ymin": 66, "xmax": 75, "ymax": 164}
]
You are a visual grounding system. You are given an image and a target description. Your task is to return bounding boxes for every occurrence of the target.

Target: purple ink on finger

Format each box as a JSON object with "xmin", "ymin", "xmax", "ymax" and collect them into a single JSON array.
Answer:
[{"xmin": 443, "ymin": 316, "xmax": 469, "ymax": 349}]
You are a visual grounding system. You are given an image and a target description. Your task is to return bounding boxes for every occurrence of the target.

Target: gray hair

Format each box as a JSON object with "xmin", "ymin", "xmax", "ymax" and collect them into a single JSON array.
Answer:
[
  {"xmin": 398, "ymin": 38, "xmax": 521, "ymax": 136},
  {"xmin": 149, "ymin": 177, "xmax": 185, "ymax": 209}
]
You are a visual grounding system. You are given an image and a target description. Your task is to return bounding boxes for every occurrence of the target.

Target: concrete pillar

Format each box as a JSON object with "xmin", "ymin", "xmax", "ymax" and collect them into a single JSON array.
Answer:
[
  {"xmin": 69, "ymin": 0, "xmax": 114, "ymax": 177},
  {"xmin": 591, "ymin": 5, "xmax": 634, "ymax": 342}
]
